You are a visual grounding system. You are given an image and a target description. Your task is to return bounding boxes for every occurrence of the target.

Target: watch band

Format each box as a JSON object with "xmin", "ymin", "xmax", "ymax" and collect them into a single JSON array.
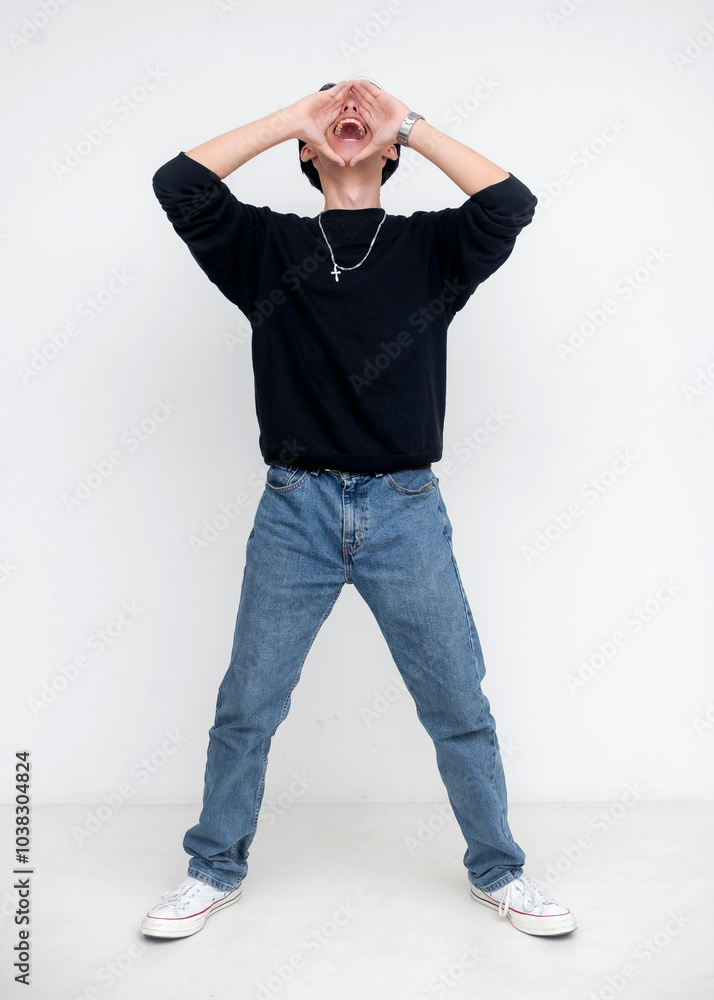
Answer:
[{"xmin": 396, "ymin": 112, "xmax": 425, "ymax": 147}]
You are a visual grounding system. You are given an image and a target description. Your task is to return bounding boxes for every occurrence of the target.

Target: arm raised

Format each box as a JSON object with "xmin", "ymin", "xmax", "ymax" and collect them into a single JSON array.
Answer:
[
  {"xmin": 405, "ymin": 118, "xmax": 509, "ymax": 196},
  {"xmin": 348, "ymin": 79, "xmax": 509, "ymax": 196},
  {"xmin": 185, "ymin": 80, "xmax": 354, "ymax": 179}
]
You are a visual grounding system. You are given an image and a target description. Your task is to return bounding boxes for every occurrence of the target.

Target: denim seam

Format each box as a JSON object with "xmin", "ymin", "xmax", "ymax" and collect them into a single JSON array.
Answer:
[
  {"xmin": 349, "ymin": 476, "xmax": 367, "ymax": 556},
  {"xmin": 265, "ymin": 469, "xmax": 310, "ymax": 494},
  {"xmin": 385, "ymin": 472, "xmax": 437, "ymax": 495},
  {"xmin": 436, "ymin": 492, "xmax": 449, "ymax": 535},
  {"xmin": 488, "ymin": 728, "xmax": 498, "ymax": 790},
  {"xmin": 440, "ymin": 515, "xmax": 480, "ymax": 682},
  {"xmin": 341, "ymin": 485, "xmax": 350, "ymax": 584}
]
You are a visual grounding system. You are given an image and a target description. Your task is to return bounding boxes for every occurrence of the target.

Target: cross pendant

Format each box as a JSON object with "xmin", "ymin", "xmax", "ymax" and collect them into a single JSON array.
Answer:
[{"xmin": 331, "ymin": 265, "xmax": 340, "ymax": 283}]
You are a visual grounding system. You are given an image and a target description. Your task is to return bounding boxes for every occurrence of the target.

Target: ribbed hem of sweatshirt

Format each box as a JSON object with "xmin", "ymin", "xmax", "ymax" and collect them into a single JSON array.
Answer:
[{"xmin": 265, "ymin": 453, "xmax": 439, "ymax": 473}]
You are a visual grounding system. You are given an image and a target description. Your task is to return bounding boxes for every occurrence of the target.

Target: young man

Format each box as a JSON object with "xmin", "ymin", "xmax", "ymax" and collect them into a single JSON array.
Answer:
[{"xmin": 143, "ymin": 79, "xmax": 576, "ymax": 939}]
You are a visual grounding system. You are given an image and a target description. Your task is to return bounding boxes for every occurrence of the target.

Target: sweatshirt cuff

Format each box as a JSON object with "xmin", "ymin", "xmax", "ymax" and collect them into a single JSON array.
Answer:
[
  {"xmin": 152, "ymin": 151, "xmax": 222, "ymax": 193},
  {"xmin": 469, "ymin": 173, "xmax": 538, "ymax": 220}
]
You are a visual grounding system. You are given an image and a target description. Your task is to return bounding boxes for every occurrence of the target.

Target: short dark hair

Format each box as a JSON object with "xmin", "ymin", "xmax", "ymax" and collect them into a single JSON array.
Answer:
[{"xmin": 298, "ymin": 82, "xmax": 400, "ymax": 193}]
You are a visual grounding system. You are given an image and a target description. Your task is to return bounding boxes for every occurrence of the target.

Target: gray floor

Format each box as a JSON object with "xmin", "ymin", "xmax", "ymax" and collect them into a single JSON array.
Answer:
[{"xmin": 1, "ymin": 802, "xmax": 711, "ymax": 999}]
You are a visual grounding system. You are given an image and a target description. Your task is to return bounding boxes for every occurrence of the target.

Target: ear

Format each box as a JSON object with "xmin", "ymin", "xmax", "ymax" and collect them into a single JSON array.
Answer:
[
  {"xmin": 300, "ymin": 144, "xmax": 318, "ymax": 164},
  {"xmin": 382, "ymin": 144, "xmax": 398, "ymax": 163}
]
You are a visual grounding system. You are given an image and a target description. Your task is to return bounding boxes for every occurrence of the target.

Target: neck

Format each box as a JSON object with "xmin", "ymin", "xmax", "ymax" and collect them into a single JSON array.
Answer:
[{"xmin": 320, "ymin": 176, "xmax": 382, "ymax": 212}]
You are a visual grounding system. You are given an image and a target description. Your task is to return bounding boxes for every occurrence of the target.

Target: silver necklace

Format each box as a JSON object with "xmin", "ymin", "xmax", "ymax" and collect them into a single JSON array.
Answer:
[{"xmin": 318, "ymin": 208, "xmax": 387, "ymax": 282}]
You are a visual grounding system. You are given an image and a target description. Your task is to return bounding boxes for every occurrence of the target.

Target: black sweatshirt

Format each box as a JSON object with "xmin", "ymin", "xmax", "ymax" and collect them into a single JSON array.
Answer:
[{"xmin": 152, "ymin": 151, "xmax": 537, "ymax": 472}]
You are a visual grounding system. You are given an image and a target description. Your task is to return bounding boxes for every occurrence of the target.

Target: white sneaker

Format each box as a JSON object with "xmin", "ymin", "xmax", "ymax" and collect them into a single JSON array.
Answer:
[
  {"xmin": 471, "ymin": 874, "xmax": 576, "ymax": 936},
  {"xmin": 140, "ymin": 876, "xmax": 242, "ymax": 938}
]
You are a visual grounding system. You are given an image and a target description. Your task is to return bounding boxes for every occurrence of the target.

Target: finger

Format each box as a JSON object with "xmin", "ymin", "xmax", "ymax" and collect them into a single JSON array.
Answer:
[
  {"xmin": 323, "ymin": 82, "xmax": 354, "ymax": 137},
  {"xmin": 350, "ymin": 78, "xmax": 370, "ymax": 97},
  {"xmin": 352, "ymin": 79, "xmax": 380, "ymax": 101},
  {"xmin": 352, "ymin": 83, "xmax": 378, "ymax": 116},
  {"xmin": 322, "ymin": 80, "xmax": 350, "ymax": 108},
  {"xmin": 346, "ymin": 143, "xmax": 373, "ymax": 167},
  {"xmin": 330, "ymin": 79, "xmax": 351, "ymax": 99},
  {"xmin": 316, "ymin": 141, "xmax": 345, "ymax": 168},
  {"xmin": 351, "ymin": 78, "xmax": 374, "ymax": 90}
]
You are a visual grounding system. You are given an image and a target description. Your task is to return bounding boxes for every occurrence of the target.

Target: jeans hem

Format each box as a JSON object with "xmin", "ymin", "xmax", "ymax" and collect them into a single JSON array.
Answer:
[
  {"xmin": 472, "ymin": 868, "xmax": 524, "ymax": 893},
  {"xmin": 187, "ymin": 867, "xmax": 242, "ymax": 893}
]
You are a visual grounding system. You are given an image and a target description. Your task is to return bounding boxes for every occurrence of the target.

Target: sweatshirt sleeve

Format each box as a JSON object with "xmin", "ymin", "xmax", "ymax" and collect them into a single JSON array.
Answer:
[
  {"xmin": 151, "ymin": 151, "xmax": 270, "ymax": 315},
  {"xmin": 427, "ymin": 173, "xmax": 538, "ymax": 315}
]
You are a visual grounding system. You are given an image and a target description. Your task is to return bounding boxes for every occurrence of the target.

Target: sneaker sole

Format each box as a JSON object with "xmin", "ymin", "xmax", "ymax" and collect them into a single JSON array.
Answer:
[
  {"xmin": 470, "ymin": 886, "xmax": 577, "ymax": 936},
  {"xmin": 140, "ymin": 884, "xmax": 242, "ymax": 939}
]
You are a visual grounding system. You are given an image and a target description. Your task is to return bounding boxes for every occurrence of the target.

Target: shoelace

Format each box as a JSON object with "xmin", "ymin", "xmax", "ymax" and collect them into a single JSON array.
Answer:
[
  {"xmin": 160, "ymin": 878, "xmax": 201, "ymax": 907},
  {"xmin": 496, "ymin": 876, "xmax": 552, "ymax": 917}
]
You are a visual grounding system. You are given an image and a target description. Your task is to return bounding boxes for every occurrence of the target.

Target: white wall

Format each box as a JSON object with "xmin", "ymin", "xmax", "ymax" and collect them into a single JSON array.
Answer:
[{"xmin": 3, "ymin": 0, "xmax": 713, "ymax": 808}]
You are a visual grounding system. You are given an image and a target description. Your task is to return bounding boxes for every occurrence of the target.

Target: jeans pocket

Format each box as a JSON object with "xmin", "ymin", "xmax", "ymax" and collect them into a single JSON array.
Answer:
[
  {"xmin": 385, "ymin": 468, "xmax": 437, "ymax": 495},
  {"xmin": 265, "ymin": 464, "xmax": 309, "ymax": 493}
]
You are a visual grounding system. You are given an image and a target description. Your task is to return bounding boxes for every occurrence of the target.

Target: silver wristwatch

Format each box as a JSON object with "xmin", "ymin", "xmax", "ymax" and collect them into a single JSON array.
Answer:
[{"xmin": 396, "ymin": 111, "xmax": 425, "ymax": 147}]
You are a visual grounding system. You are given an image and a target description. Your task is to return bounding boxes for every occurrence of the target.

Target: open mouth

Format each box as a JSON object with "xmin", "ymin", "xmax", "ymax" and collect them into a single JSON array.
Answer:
[{"xmin": 333, "ymin": 116, "xmax": 368, "ymax": 141}]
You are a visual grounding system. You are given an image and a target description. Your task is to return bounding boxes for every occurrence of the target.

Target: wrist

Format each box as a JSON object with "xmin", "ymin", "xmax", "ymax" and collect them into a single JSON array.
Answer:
[
  {"xmin": 401, "ymin": 118, "xmax": 444, "ymax": 156},
  {"xmin": 272, "ymin": 105, "xmax": 302, "ymax": 142},
  {"xmin": 395, "ymin": 111, "xmax": 425, "ymax": 147}
]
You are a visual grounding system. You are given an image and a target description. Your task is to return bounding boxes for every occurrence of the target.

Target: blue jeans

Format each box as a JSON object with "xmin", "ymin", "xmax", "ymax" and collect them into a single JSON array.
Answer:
[{"xmin": 184, "ymin": 464, "xmax": 525, "ymax": 893}]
